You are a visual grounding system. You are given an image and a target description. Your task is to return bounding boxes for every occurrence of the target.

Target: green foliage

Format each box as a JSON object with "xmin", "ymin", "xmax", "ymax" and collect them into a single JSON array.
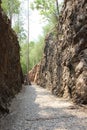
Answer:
[
  {"xmin": 42, "ymin": 23, "xmax": 52, "ymax": 36},
  {"xmin": 29, "ymin": 37, "xmax": 44, "ymax": 70},
  {"xmin": 1, "ymin": 0, "xmax": 62, "ymax": 75},
  {"xmin": 2, "ymin": 0, "xmax": 27, "ymax": 44},
  {"xmin": 20, "ymin": 36, "xmax": 44, "ymax": 74},
  {"xmin": 20, "ymin": 44, "xmax": 27, "ymax": 74},
  {"xmin": 2, "ymin": 0, "xmax": 20, "ymax": 18},
  {"xmin": 30, "ymin": 0, "xmax": 61, "ymax": 24},
  {"xmin": 13, "ymin": 18, "xmax": 27, "ymax": 44}
]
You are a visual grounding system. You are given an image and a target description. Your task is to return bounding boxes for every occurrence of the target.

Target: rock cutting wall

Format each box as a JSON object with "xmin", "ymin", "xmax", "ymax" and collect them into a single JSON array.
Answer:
[
  {"xmin": 0, "ymin": 1, "xmax": 23, "ymax": 113},
  {"xmin": 34, "ymin": 0, "xmax": 87, "ymax": 104},
  {"xmin": 29, "ymin": 64, "xmax": 40, "ymax": 83}
]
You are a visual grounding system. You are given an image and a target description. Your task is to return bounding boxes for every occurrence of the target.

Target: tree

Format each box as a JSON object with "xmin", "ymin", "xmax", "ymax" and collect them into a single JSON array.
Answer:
[
  {"xmin": 20, "ymin": 44, "xmax": 28, "ymax": 74},
  {"xmin": 13, "ymin": 14, "xmax": 27, "ymax": 44},
  {"xmin": 2, "ymin": 0, "xmax": 20, "ymax": 26},
  {"xmin": 20, "ymin": 36, "xmax": 44, "ymax": 74},
  {"xmin": 2, "ymin": 0, "xmax": 27, "ymax": 44},
  {"xmin": 30, "ymin": 0, "xmax": 62, "ymax": 25},
  {"xmin": 27, "ymin": 0, "xmax": 29, "ymax": 73},
  {"xmin": 56, "ymin": 0, "xmax": 60, "ymax": 17}
]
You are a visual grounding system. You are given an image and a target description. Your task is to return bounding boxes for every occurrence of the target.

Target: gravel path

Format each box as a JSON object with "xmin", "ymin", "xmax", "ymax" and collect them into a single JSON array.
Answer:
[{"xmin": 0, "ymin": 85, "xmax": 87, "ymax": 130}]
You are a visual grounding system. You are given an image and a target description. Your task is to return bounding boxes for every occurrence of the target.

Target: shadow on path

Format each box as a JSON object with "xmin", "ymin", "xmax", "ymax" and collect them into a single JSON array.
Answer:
[{"xmin": 0, "ymin": 85, "xmax": 87, "ymax": 130}]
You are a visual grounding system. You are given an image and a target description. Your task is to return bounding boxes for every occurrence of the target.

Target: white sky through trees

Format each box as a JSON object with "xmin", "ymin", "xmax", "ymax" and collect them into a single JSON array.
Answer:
[{"xmin": 21, "ymin": 0, "xmax": 64, "ymax": 42}]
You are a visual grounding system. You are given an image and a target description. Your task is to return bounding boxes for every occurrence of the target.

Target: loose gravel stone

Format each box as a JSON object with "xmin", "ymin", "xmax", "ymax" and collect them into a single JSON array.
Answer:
[{"xmin": 0, "ymin": 85, "xmax": 87, "ymax": 130}]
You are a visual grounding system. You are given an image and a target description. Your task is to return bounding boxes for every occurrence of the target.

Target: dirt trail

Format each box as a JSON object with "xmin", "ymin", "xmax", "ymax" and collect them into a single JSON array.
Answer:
[{"xmin": 0, "ymin": 85, "xmax": 87, "ymax": 130}]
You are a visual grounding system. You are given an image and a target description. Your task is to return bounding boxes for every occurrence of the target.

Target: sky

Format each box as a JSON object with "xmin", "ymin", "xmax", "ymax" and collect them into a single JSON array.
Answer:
[{"xmin": 21, "ymin": 0, "xmax": 64, "ymax": 42}]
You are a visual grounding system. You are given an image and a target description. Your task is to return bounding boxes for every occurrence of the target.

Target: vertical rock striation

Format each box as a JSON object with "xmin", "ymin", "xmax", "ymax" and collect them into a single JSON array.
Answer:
[
  {"xmin": 34, "ymin": 0, "xmax": 87, "ymax": 104},
  {"xmin": 29, "ymin": 64, "xmax": 40, "ymax": 83},
  {"xmin": 0, "ymin": 1, "xmax": 23, "ymax": 113}
]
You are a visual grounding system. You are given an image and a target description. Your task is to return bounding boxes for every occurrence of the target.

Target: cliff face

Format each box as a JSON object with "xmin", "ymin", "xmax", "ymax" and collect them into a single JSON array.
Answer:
[
  {"xmin": 0, "ymin": 2, "xmax": 23, "ymax": 112},
  {"xmin": 34, "ymin": 0, "xmax": 87, "ymax": 104},
  {"xmin": 29, "ymin": 64, "xmax": 40, "ymax": 83}
]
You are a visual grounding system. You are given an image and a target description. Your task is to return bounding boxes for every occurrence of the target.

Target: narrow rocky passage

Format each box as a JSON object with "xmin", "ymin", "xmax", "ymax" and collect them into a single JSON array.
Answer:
[{"xmin": 0, "ymin": 85, "xmax": 87, "ymax": 130}]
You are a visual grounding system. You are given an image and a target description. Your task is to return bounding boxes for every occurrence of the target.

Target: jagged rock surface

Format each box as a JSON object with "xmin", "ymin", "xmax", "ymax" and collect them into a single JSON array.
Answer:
[
  {"xmin": 34, "ymin": 0, "xmax": 87, "ymax": 104},
  {"xmin": 29, "ymin": 64, "xmax": 40, "ymax": 83},
  {"xmin": 0, "ymin": 2, "xmax": 23, "ymax": 113}
]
